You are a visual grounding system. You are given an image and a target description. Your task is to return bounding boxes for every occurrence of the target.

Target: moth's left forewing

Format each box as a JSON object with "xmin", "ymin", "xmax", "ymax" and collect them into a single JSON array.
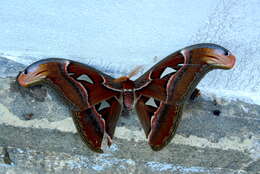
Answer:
[
  {"xmin": 72, "ymin": 97, "xmax": 122, "ymax": 153},
  {"xmin": 67, "ymin": 62, "xmax": 117, "ymax": 104}
]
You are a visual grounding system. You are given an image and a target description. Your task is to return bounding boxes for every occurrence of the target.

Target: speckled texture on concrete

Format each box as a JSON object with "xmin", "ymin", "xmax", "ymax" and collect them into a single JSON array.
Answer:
[{"xmin": 0, "ymin": 58, "xmax": 259, "ymax": 174}]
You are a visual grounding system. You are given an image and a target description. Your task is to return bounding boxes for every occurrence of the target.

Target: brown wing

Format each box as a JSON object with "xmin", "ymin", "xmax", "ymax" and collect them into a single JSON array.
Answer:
[
  {"xmin": 17, "ymin": 58, "xmax": 123, "ymax": 153},
  {"xmin": 134, "ymin": 43, "xmax": 235, "ymax": 150}
]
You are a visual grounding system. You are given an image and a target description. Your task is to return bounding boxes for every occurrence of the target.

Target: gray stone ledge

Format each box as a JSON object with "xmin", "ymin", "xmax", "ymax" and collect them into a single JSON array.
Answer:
[{"xmin": 0, "ymin": 146, "xmax": 254, "ymax": 174}]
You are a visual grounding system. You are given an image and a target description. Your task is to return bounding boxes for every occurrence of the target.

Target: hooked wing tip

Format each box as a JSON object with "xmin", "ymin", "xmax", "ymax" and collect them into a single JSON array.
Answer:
[
  {"xmin": 205, "ymin": 52, "xmax": 236, "ymax": 69},
  {"xmin": 16, "ymin": 72, "xmax": 27, "ymax": 87},
  {"xmin": 183, "ymin": 44, "xmax": 236, "ymax": 70}
]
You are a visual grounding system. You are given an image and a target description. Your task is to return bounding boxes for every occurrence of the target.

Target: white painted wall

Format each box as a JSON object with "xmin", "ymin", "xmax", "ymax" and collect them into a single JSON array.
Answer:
[{"xmin": 0, "ymin": 0, "xmax": 259, "ymax": 94}]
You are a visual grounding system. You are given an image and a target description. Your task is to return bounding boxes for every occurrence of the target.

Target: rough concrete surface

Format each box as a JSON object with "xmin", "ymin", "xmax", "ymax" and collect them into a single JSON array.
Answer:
[{"xmin": 0, "ymin": 58, "xmax": 259, "ymax": 174}]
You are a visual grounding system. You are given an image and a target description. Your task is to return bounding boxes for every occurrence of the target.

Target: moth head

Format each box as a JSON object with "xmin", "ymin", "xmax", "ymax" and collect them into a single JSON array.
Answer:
[
  {"xmin": 187, "ymin": 44, "xmax": 236, "ymax": 70},
  {"xmin": 17, "ymin": 59, "xmax": 62, "ymax": 87}
]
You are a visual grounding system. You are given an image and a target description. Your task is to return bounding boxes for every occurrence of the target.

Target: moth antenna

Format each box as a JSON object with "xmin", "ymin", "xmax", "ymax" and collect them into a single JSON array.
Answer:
[
  {"xmin": 113, "ymin": 76, "xmax": 129, "ymax": 83},
  {"xmin": 113, "ymin": 65, "xmax": 143, "ymax": 82},
  {"xmin": 128, "ymin": 65, "xmax": 143, "ymax": 78}
]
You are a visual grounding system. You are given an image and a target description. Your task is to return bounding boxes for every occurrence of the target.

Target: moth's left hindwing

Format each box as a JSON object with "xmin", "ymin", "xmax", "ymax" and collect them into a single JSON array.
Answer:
[{"xmin": 66, "ymin": 61, "xmax": 122, "ymax": 153}]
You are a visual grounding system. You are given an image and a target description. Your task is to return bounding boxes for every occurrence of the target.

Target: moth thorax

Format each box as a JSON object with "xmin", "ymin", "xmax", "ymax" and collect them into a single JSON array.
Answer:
[
  {"xmin": 123, "ymin": 90, "xmax": 134, "ymax": 111},
  {"xmin": 121, "ymin": 79, "xmax": 135, "ymax": 110}
]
